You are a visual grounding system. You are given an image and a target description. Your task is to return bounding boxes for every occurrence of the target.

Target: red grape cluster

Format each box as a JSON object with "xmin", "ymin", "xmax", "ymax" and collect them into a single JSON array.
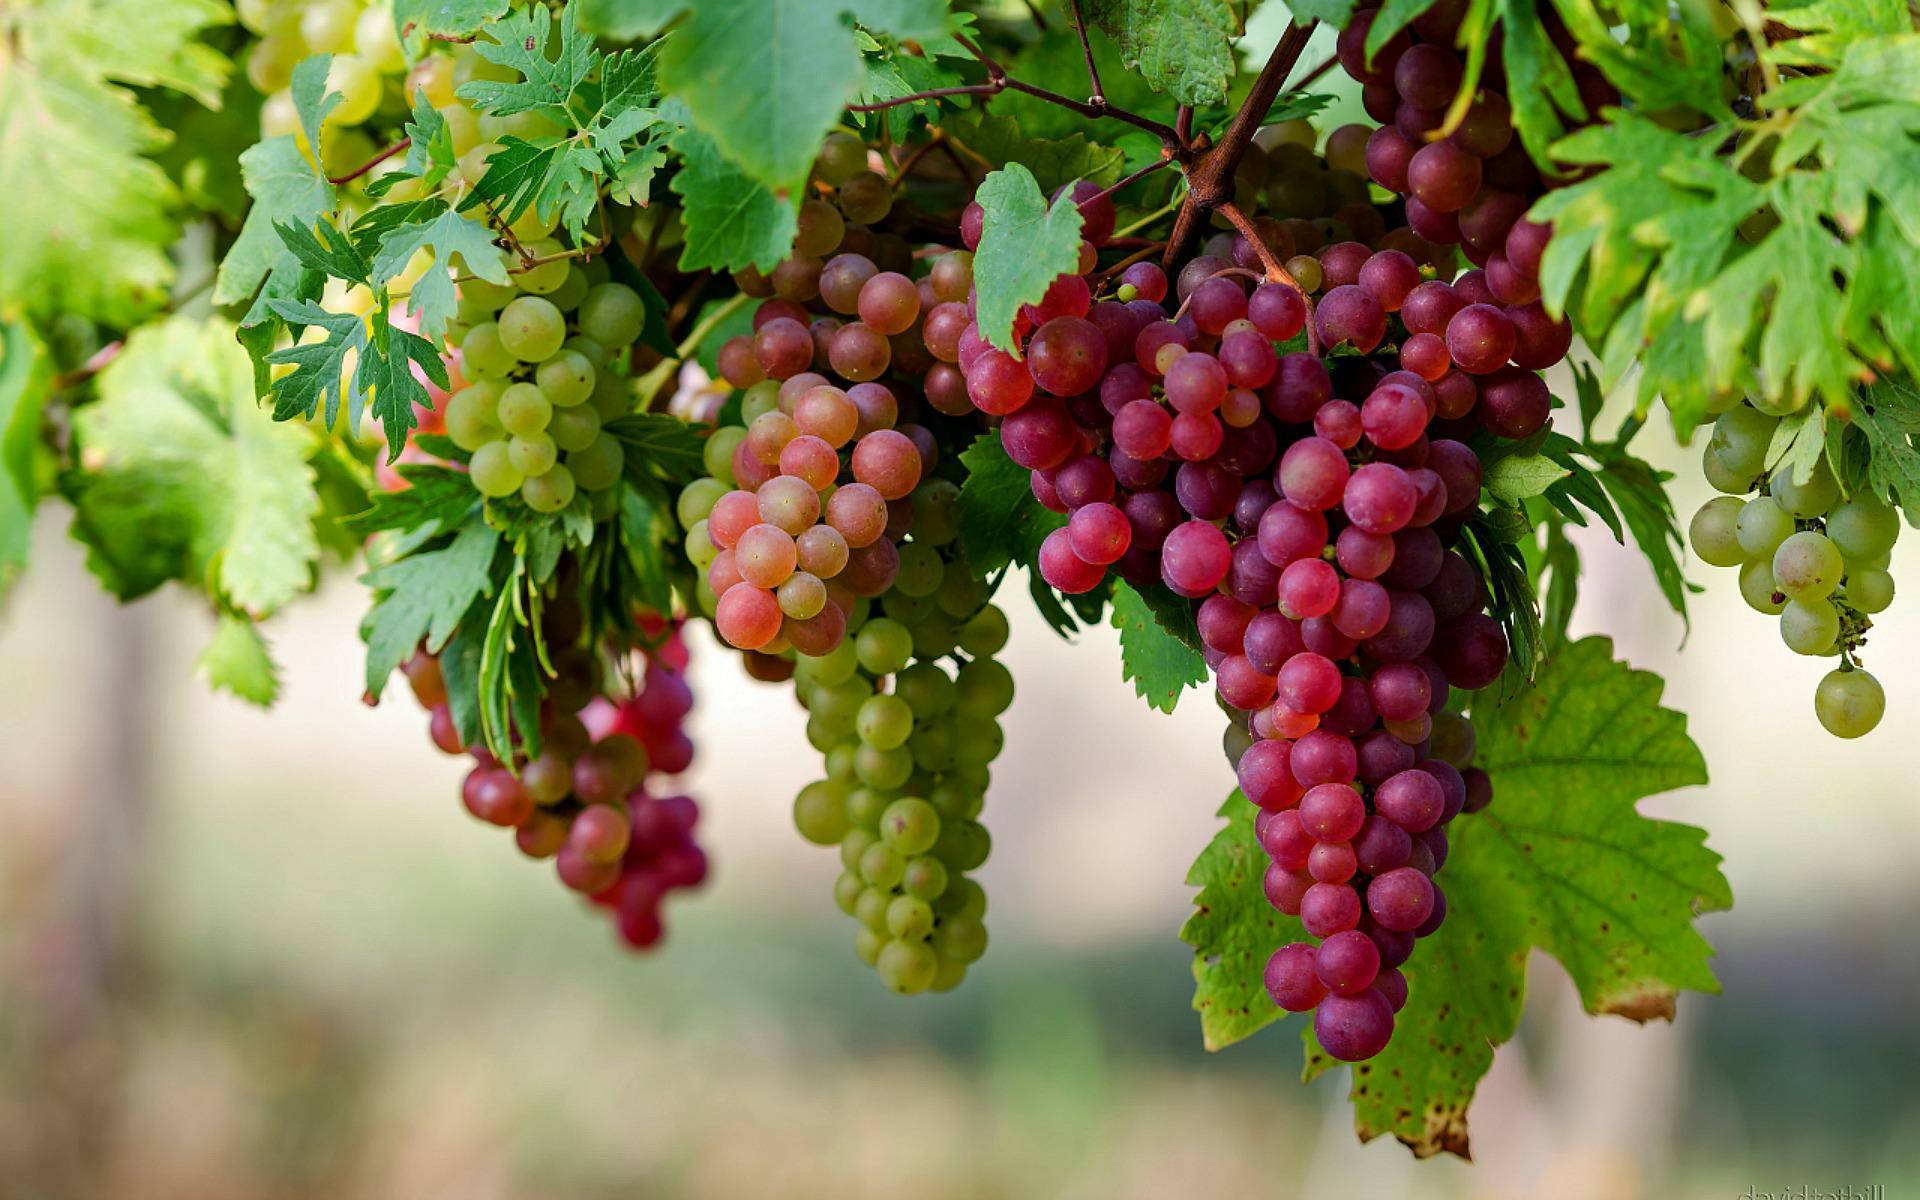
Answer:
[
  {"xmin": 404, "ymin": 614, "xmax": 709, "ymax": 951},
  {"xmin": 943, "ymin": 143, "xmax": 1520, "ymax": 1057}
]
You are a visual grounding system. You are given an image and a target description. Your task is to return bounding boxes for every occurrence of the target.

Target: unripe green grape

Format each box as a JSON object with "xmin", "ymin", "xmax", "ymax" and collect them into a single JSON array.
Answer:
[
  {"xmin": 934, "ymin": 818, "xmax": 991, "ymax": 871},
  {"xmin": 1815, "ymin": 668, "xmax": 1885, "ymax": 738},
  {"xmin": 825, "ymin": 741, "xmax": 859, "ymax": 782},
  {"xmin": 479, "ymin": 109, "xmax": 564, "ymax": 142},
  {"xmin": 930, "ymin": 958, "xmax": 967, "ymax": 992},
  {"xmin": 693, "ymin": 574, "xmax": 718, "ymax": 617},
  {"xmin": 883, "ymin": 590, "xmax": 936, "ymax": 625},
  {"xmin": 325, "ymin": 55, "xmax": 383, "ymax": 125},
  {"xmin": 704, "ymin": 426, "xmax": 747, "ymax": 483},
  {"xmin": 928, "ymin": 779, "xmax": 982, "ymax": 821},
  {"xmin": 934, "ymin": 916, "xmax": 988, "ymax": 964},
  {"xmin": 799, "ymin": 638, "xmax": 859, "ymax": 687},
  {"xmin": 777, "ymin": 571, "xmax": 827, "ymax": 619},
  {"xmin": 794, "ymin": 198, "xmax": 847, "ymax": 258},
  {"xmin": 563, "ymin": 334, "xmax": 609, "ymax": 370},
  {"xmin": 460, "ymin": 276, "xmax": 517, "ymax": 313},
  {"xmin": 908, "ymin": 724, "xmax": 956, "ymax": 771},
  {"xmin": 507, "ymin": 205, "xmax": 559, "ymax": 243},
  {"xmin": 814, "ymin": 130, "xmax": 868, "ymax": 186},
  {"xmin": 1772, "ymin": 530, "xmax": 1843, "ymax": 599},
  {"xmin": 1739, "ymin": 558, "xmax": 1786, "ymax": 614},
  {"xmin": 469, "ymin": 440, "xmax": 523, "ymax": 497},
  {"xmin": 589, "ymin": 371, "xmax": 632, "ymax": 422},
  {"xmin": 1701, "ymin": 443, "xmax": 1752, "ymax": 495},
  {"xmin": 534, "ymin": 349, "xmax": 595, "ymax": 408},
  {"xmin": 677, "ymin": 478, "xmax": 730, "ymax": 529},
  {"xmin": 858, "ymin": 841, "xmax": 906, "ymax": 889},
  {"xmin": 498, "ymin": 295, "xmax": 566, "ymax": 362},
  {"xmin": 1688, "ymin": 497, "xmax": 1745, "ymax": 567},
  {"xmin": 954, "ymin": 657, "xmax": 1015, "ymax": 717},
  {"xmin": 894, "ymin": 662, "xmax": 955, "ymax": 717},
  {"xmin": 521, "ymin": 464, "xmax": 576, "ymax": 513},
  {"xmin": 900, "ymin": 855, "xmax": 948, "ymax": 901},
  {"xmin": 845, "ymin": 786, "xmax": 889, "ymax": 830},
  {"xmin": 546, "ymin": 266, "xmax": 589, "ymax": 312},
  {"xmin": 445, "ymin": 382, "xmax": 505, "ymax": 450},
  {"xmin": 958, "ymin": 606, "xmax": 1009, "ymax": 656},
  {"xmin": 794, "ymin": 779, "xmax": 852, "ymax": 845},
  {"xmin": 854, "ymin": 886, "xmax": 891, "ymax": 932},
  {"xmin": 353, "ymin": 3, "xmax": 406, "ymax": 71},
  {"xmin": 567, "ymin": 433, "xmax": 625, "ymax": 491},
  {"xmin": 461, "ymin": 322, "xmax": 516, "ymax": 379},
  {"xmin": 685, "ymin": 521, "xmax": 718, "ymax": 570},
  {"xmin": 1846, "ymin": 567, "xmax": 1894, "ymax": 613},
  {"xmin": 836, "ymin": 171, "xmax": 893, "ymax": 224},
  {"xmin": 740, "ymin": 379, "xmax": 782, "ymax": 423},
  {"xmin": 1826, "ymin": 496, "xmax": 1900, "ymax": 561},
  {"xmin": 508, "ymin": 431, "xmax": 557, "ymax": 475},
  {"xmin": 855, "ymin": 926, "xmax": 886, "ymax": 967},
  {"xmin": 1780, "ymin": 598, "xmax": 1839, "ymax": 654},
  {"xmin": 1735, "ymin": 496, "xmax": 1795, "ymax": 560},
  {"xmin": 911, "ymin": 619, "xmax": 958, "ymax": 660},
  {"xmin": 299, "ymin": 0, "xmax": 357, "ymax": 52},
  {"xmin": 808, "ymin": 675, "xmax": 868, "ymax": 727},
  {"xmin": 548, "ymin": 404, "xmax": 601, "ymax": 453},
  {"xmin": 858, "ymin": 694, "xmax": 914, "ymax": 750},
  {"xmin": 840, "ymin": 827, "xmax": 877, "ymax": 872},
  {"xmin": 1708, "ymin": 406, "xmax": 1777, "ymax": 478},
  {"xmin": 246, "ymin": 36, "xmax": 299, "ymax": 92},
  {"xmin": 885, "ymin": 895, "xmax": 935, "ymax": 940},
  {"xmin": 1770, "ymin": 461, "xmax": 1839, "ymax": 517},
  {"xmin": 578, "ymin": 282, "xmax": 646, "ymax": 347},
  {"xmin": 910, "ymin": 478, "xmax": 960, "ymax": 545},
  {"xmin": 855, "ymin": 742, "xmax": 913, "ymax": 790},
  {"xmin": 951, "ymin": 716, "xmax": 1004, "ymax": 765},
  {"xmin": 935, "ymin": 877, "xmax": 987, "ymax": 920},
  {"xmin": 893, "ymin": 542, "xmax": 945, "ymax": 596},
  {"xmin": 441, "ymin": 105, "xmax": 482, "ymax": 156},
  {"xmin": 833, "ymin": 871, "xmax": 864, "ymax": 915},
  {"xmin": 458, "ymin": 141, "xmax": 501, "ymax": 186},
  {"xmin": 854, "ymin": 618, "xmax": 913, "ymax": 675},
  {"xmin": 876, "ymin": 939, "xmax": 937, "ymax": 994},
  {"xmin": 496, "ymin": 382, "xmax": 552, "ymax": 435},
  {"xmin": 515, "ymin": 241, "xmax": 570, "ymax": 295}
]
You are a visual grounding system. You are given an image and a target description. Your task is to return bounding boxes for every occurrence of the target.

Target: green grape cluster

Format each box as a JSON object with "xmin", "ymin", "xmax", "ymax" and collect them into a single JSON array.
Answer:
[
  {"xmin": 1689, "ymin": 401, "xmax": 1896, "ymax": 737},
  {"xmin": 787, "ymin": 586, "xmax": 1013, "ymax": 995},
  {"xmin": 443, "ymin": 262, "xmax": 643, "ymax": 518}
]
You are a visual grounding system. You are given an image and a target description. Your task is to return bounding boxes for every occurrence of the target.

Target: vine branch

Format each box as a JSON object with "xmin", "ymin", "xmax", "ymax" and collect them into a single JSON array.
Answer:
[
  {"xmin": 1066, "ymin": 0, "xmax": 1105, "ymax": 105},
  {"xmin": 327, "ymin": 137, "xmax": 411, "ymax": 186}
]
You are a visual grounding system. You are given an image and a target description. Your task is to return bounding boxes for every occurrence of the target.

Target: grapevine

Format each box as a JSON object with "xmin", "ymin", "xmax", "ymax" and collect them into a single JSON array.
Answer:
[{"xmin": 3, "ymin": 0, "xmax": 1918, "ymax": 1162}]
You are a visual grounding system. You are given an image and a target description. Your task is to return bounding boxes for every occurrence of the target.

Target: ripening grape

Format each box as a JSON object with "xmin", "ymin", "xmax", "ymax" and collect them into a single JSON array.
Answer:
[{"xmin": 1815, "ymin": 667, "xmax": 1885, "ymax": 737}]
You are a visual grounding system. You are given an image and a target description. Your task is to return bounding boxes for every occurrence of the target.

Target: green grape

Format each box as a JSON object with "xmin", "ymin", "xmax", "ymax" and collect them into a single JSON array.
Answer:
[
  {"xmin": 934, "ymin": 916, "xmax": 988, "ymax": 964},
  {"xmin": 934, "ymin": 819, "xmax": 991, "ymax": 871},
  {"xmin": 958, "ymin": 606, "xmax": 1009, "ymax": 656},
  {"xmin": 445, "ymin": 381, "xmax": 505, "ymax": 451},
  {"xmin": 496, "ymin": 381, "xmax": 552, "ymax": 436},
  {"xmin": 855, "ymin": 926, "xmax": 887, "ymax": 967},
  {"xmin": 480, "ymin": 110, "xmax": 565, "ymax": 142},
  {"xmin": 589, "ymin": 371, "xmax": 632, "ymax": 422},
  {"xmin": 740, "ymin": 380, "xmax": 782, "ymax": 423},
  {"xmin": 704, "ymin": 426, "xmax": 747, "ymax": 483},
  {"xmin": 1826, "ymin": 496, "xmax": 1900, "ymax": 560},
  {"xmin": 677, "ymin": 478, "xmax": 731, "ymax": 529},
  {"xmin": 1688, "ymin": 497, "xmax": 1745, "ymax": 568},
  {"xmin": 685, "ymin": 521, "xmax": 718, "ymax": 570},
  {"xmin": 508, "ymin": 432, "xmax": 558, "ymax": 475},
  {"xmin": 900, "ymin": 855, "xmax": 948, "ymax": 901},
  {"xmin": 299, "ymin": 0, "xmax": 356, "ymax": 52},
  {"xmin": 458, "ymin": 141, "xmax": 501, "ymax": 187},
  {"xmin": 1772, "ymin": 530, "xmax": 1843, "ymax": 599},
  {"xmin": 1770, "ymin": 461, "xmax": 1839, "ymax": 517},
  {"xmin": 1815, "ymin": 668, "xmax": 1885, "ymax": 738},
  {"xmin": 809, "ymin": 676, "xmax": 869, "ymax": 728},
  {"xmin": 547, "ymin": 267, "xmax": 590, "ymax": 312},
  {"xmin": 951, "ymin": 717, "xmax": 1004, "ymax": 765},
  {"xmin": 854, "ymin": 742, "xmax": 913, "ymax": 790},
  {"xmin": 578, "ymin": 282, "xmax": 646, "ymax": 347},
  {"xmin": 876, "ymin": 939, "xmax": 937, "ymax": 994},
  {"xmin": 840, "ymin": 827, "xmax": 877, "ymax": 873},
  {"xmin": 498, "ymin": 296, "xmax": 566, "ymax": 362},
  {"xmin": 909, "ymin": 478, "xmax": 960, "ymax": 545},
  {"xmin": 894, "ymin": 662, "xmax": 955, "ymax": 717},
  {"xmin": 930, "ymin": 958, "xmax": 967, "ymax": 993},
  {"xmin": 535, "ymin": 349, "xmax": 596, "ymax": 407},
  {"xmin": 567, "ymin": 433, "xmax": 625, "ymax": 491},
  {"xmin": 815, "ymin": 130, "xmax": 868, "ymax": 186},
  {"xmin": 845, "ymin": 786, "xmax": 890, "ymax": 830},
  {"xmin": 833, "ymin": 871, "xmax": 864, "ymax": 916},
  {"xmin": 1701, "ymin": 443, "xmax": 1752, "ymax": 495},
  {"xmin": 954, "ymin": 658, "xmax": 1015, "ymax": 717},
  {"xmin": 521, "ymin": 464, "xmax": 577, "ymax": 513},
  {"xmin": 1739, "ymin": 559, "xmax": 1786, "ymax": 614},
  {"xmin": 893, "ymin": 542, "xmax": 944, "ymax": 596},
  {"xmin": 935, "ymin": 565, "xmax": 987, "ymax": 619},
  {"xmin": 1780, "ymin": 598, "xmax": 1839, "ymax": 654},
  {"xmin": 516, "ymin": 241, "xmax": 570, "ymax": 295},
  {"xmin": 460, "ymin": 276, "xmax": 517, "ymax": 313},
  {"xmin": 548, "ymin": 404, "xmax": 602, "ymax": 453},
  {"xmin": 563, "ymin": 334, "xmax": 609, "ymax": 369},
  {"xmin": 858, "ymin": 841, "xmax": 906, "ymax": 889},
  {"xmin": 909, "ymin": 723, "xmax": 957, "ymax": 771},
  {"xmin": 837, "ymin": 171, "xmax": 893, "ymax": 224},
  {"xmin": 1846, "ymin": 567, "xmax": 1894, "ymax": 613},
  {"xmin": 461, "ymin": 322, "xmax": 516, "ymax": 379},
  {"xmin": 879, "ymin": 797, "xmax": 939, "ymax": 855},
  {"xmin": 1734, "ymin": 496, "xmax": 1794, "ymax": 560},
  {"xmin": 507, "ymin": 206, "xmax": 559, "ymax": 243},
  {"xmin": 885, "ymin": 895, "xmax": 935, "ymax": 940},
  {"xmin": 353, "ymin": 3, "xmax": 406, "ymax": 71},
  {"xmin": 882, "ymin": 590, "xmax": 936, "ymax": 625},
  {"xmin": 325, "ymin": 54, "xmax": 383, "ymax": 125},
  {"xmin": 910, "ymin": 620, "xmax": 958, "ymax": 660},
  {"xmin": 469, "ymin": 440, "xmax": 523, "ymax": 497},
  {"xmin": 825, "ymin": 741, "xmax": 859, "ymax": 781},
  {"xmin": 799, "ymin": 638, "xmax": 860, "ymax": 687},
  {"xmin": 857, "ymin": 694, "xmax": 914, "ymax": 750},
  {"xmin": 777, "ymin": 572, "xmax": 827, "ymax": 619},
  {"xmin": 579, "ymin": 255, "xmax": 611, "ymax": 287},
  {"xmin": 803, "ymin": 714, "xmax": 837, "ymax": 753},
  {"xmin": 1708, "ymin": 406, "xmax": 1777, "ymax": 477},
  {"xmin": 934, "ymin": 877, "xmax": 987, "ymax": 920},
  {"xmin": 927, "ymin": 779, "xmax": 982, "ymax": 822},
  {"xmin": 854, "ymin": 886, "xmax": 891, "ymax": 932},
  {"xmin": 854, "ymin": 618, "xmax": 913, "ymax": 675},
  {"xmin": 246, "ymin": 35, "xmax": 300, "ymax": 92}
]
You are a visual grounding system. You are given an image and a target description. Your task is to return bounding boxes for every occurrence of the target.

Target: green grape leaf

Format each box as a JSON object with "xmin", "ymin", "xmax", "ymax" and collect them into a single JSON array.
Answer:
[
  {"xmin": 1846, "ymin": 208, "xmax": 1920, "ymax": 383},
  {"xmin": 1109, "ymin": 579, "xmax": 1207, "ymax": 714},
  {"xmin": 361, "ymin": 515, "xmax": 501, "ymax": 700},
  {"xmin": 650, "ymin": 0, "xmax": 950, "ymax": 194},
  {"xmin": 216, "ymin": 136, "xmax": 332, "ymax": 324},
  {"xmin": 265, "ymin": 300, "xmax": 447, "ymax": 462},
  {"xmin": 147, "ymin": 66, "xmax": 263, "ymax": 223},
  {"xmin": 576, "ymin": 0, "xmax": 684, "ymax": 40},
  {"xmin": 437, "ymin": 602, "xmax": 490, "ymax": 747},
  {"xmin": 1284, "ymin": 0, "xmax": 1361, "ymax": 26},
  {"xmin": 855, "ymin": 28, "xmax": 973, "ymax": 141},
  {"xmin": 620, "ymin": 481, "xmax": 676, "ymax": 617},
  {"xmin": 668, "ymin": 117, "xmax": 798, "ymax": 273},
  {"xmin": 389, "ymin": 90, "xmax": 457, "ymax": 195},
  {"xmin": 1182, "ymin": 790, "xmax": 1305, "ymax": 1050},
  {"xmin": 955, "ymin": 432, "xmax": 1063, "ymax": 577},
  {"xmin": 1484, "ymin": 452, "xmax": 1571, "ymax": 505},
  {"xmin": 0, "ymin": 321, "xmax": 52, "ymax": 592},
  {"xmin": 64, "ymin": 317, "xmax": 320, "ymax": 616},
  {"xmin": 584, "ymin": 44, "xmax": 665, "ymax": 156},
  {"xmin": 372, "ymin": 204, "xmax": 511, "ymax": 341},
  {"xmin": 196, "ymin": 614, "xmax": 281, "ymax": 707},
  {"xmin": 972, "ymin": 164, "xmax": 1085, "ymax": 354},
  {"xmin": 1082, "ymin": 0, "xmax": 1240, "ymax": 107},
  {"xmin": 1300, "ymin": 638, "xmax": 1725, "ymax": 1158},
  {"xmin": 274, "ymin": 215, "xmax": 372, "ymax": 285},
  {"xmin": 1761, "ymin": 0, "xmax": 1910, "ymax": 67},
  {"xmin": 1854, "ymin": 380, "xmax": 1920, "ymax": 514},
  {"xmin": 476, "ymin": 556, "xmax": 543, "ymax": 762},
  {"xmin": 603, "ymin": 412, "xmax": 707, "ymax": 485},
  {"xmin": 458, "ymin": 135, "xmax": 602, "ymax": 234},
  {"xmin": 943, "ymin": 110, "xmax": 1127, "ymax": 196},
  {"xmin": 341, "ymin": 465, "xmax": 480, "ymax": 537},
  {"xmin": 457, "ymin": 2, "xmax": 597, "ymax": 120},
  {"xmin": 23, "ymin": 0, "xmax": 230, "ymax": 105},
  {"xmin": 394, "ymin": 0, "xmax": 511, "ymax": 44}
]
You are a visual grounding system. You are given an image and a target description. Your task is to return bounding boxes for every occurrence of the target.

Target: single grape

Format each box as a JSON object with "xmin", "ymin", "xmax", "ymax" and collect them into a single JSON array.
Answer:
[
  {"xmin": 1814, "ymin": 668, "xmax": 1885, "ymax": 738},
  {"xmin": 498, "ymin": 296, "xmax": 566, "ymax": 362},
  {"xmin": 1780, "ymin": 597, "xmax": 1840, "ymax": 654},
  {"xmin": 497, "ymin": 382, "xmax": 552, "ymax": 436},
  {"xmin": 578, "ymin": 283, "xmax": 646, "ymax": 348},
  {"xmin": 1772, "ymin": 530, "xmax": 1843, "ymax": 600},
  {"xmin": 1734, "ymin": 496, "xmax": 1795, "ymax": 560},
  {"xmin": 468, "ymin": 440, "xmax": 522, "ymax": 497},
  {"xmin": 1826, "ymin": 495, "xmax": 1900, "ymax": 560},
  {"xmin": 521, "ymin": 464, "xmax": 576, "ymax": 513},
  {"xmin": 1688, "ymin": 497, "xmax": 1745, "ymax": 568}
]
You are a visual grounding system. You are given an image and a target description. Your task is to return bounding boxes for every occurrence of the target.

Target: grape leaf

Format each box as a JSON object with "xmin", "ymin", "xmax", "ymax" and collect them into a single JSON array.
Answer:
[
  {"xmin": 361, "ymin": 515, "xmax": 501, "ymax": 699},
  {"xmin": 955, "ymin": 432, "xmax": 1062, "ymax": 577},
  {"xmin": 856, "ymin": 28, "xmax": 972, "ymax": 141},
  {"xmin": 394, "ymin": 0, "xmax": 511, "ymax": 45},
  {"xmin": 64, "ymin": 317, "xmax": 320, "ymax": 617},
  {"xmin": 196, "ymin": 613, "xmax": 280, "ymax": 707},
  {"xmin": 1082, "ymin": 0, "xmax": 1240, "ymax": 107},
  {"xmin": 647, "ymin": 0, "xmax": 951, "ymax": 194},
  {"xmin": 620, "ymin": 482, "xmax": 676, "ymax": 616},
  {"xmin": 1484, "ymin": 452, "xmax": 1570, "ymax": 504},
  {"xmin": 1184, "ymin": 639, "xmax": 1726, "ymax": 1159},
  {"xmin": 341, "ymin": 464, "xmax": 481, "ymax": 537},
  {"xmin": 1109, "ymin": 579, "xmax": 1207, "ymax": 714},
  {"xmin": 971, "ymin": 164, "xmax": 1085, "ymax": 354},
  {"xmin": 943, "ymin": 110, "xmax": 1127, "ymax": 196},
  {"xmin": 372, "ymin": 204, "xmax": 511, "ymax": 341},
  {"xmin": 603, "ymin": 412, "xmax": 708, "ymax": 484},
  {"xmin": 265, "ymin": 299, "xmax": 448, "ymax": 461},
  {"xmin": 459, "ymin": 135, "xmax": 603, "ymax": 235},
  {"xmin": 576, "ymin": 0, "xmax": 684, "ymax": 40},
  {"xmin": 1854, "ymin": 380, "xmax": 1920, "ymax": 515},
  {"xmin": 667, "ymin": 116, "xmax": 798, "ymax": 273},
  {"xmin": 457, "ymin": 2, "xmax": 596, "ymax": 120},
  {"xmin": 215, "ymin": 135, "xmax": 332, "ymax": 321},
  {"xmin": 22, "ymin": 0, "xmax": 230, "ymax": 106},
  {"xmin": 147, "ymin": 66, "xmax": 262, "ymax": 223},
  {"xmin": 0, "ymin": 321, "xmax": 52, "ymax": 592}
]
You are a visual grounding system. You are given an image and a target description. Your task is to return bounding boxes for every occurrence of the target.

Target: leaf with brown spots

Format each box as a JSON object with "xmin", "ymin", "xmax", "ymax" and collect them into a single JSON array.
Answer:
[{"xmin": 1180, "ymin": 791, "xmax": 1303, "ymax": 1050}]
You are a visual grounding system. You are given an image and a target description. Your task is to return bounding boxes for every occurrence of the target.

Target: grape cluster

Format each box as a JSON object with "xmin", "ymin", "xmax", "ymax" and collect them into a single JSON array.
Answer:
[
  {"xmin": 242, "ymin": 0, "xmax": 411, "ymax": 178},
  {"xmin": 401, "ymin": 613, "xmax": 709, "ymax": 950},
  {"xmin": 1688, "ymin": 404, "xmax": 1893, "ymax": 737}
]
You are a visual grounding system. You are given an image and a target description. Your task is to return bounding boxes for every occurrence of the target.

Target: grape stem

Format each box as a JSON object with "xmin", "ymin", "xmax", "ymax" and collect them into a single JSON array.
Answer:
[
  {"xmin": 1294, "ymin": 52, "xmax": 1338, "ymax": 89},
  {"xmin": 1075, "ymin": 156, "xmax": 1175, "ymax": 213},
  {"xmin": 326, "ymin": 137, "xmax": 412, "ymax": 186},
  {"xmin": 49, "ymin": 339, "xmax": 124, "ymax": 391},
  {"xmin": 1066, "ymin": 0, "xmax": 1105, "ymax": 106},
  {"xmin": 1214, "ymin": 201, "xmax": 1295, "ymax": 286}
]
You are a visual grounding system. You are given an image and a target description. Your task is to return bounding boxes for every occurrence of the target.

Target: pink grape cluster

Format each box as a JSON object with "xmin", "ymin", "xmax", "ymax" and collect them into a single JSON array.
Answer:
[
  {"xmin": 407, "ymin": 614, "xmax": 709, "ymax": 952},
  {"xmin": 944, "ymin": 160, "xmax": 1521, "ymax": 1059}
]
